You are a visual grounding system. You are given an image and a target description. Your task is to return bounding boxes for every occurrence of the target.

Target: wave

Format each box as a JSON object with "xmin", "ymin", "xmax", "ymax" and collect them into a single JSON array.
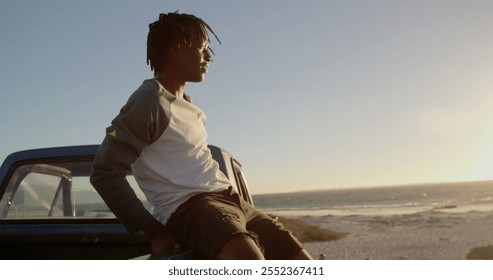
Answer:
[
  {"xmin": 254, "ymin": 183, "xmax": 493, "ymax": 213},
  {"xmin": 258, "ymin": 202, "xmax": 429, "ymax": 212}
]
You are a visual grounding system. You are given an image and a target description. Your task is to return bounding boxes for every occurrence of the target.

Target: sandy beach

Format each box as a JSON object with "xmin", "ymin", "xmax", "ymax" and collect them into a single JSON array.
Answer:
[{"xmin": 270, "ymin": 208, "xmax": 493, "ymax": 260}]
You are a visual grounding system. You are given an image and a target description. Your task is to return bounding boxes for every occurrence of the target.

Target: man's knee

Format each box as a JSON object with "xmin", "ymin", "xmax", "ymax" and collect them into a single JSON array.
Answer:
[
  {"xmin": 249, "ymin": 217, "xmax": 306, "ymax": 259},
  {"xmin": 216, "ymin": 234, "xmax": 265, "ymax": 260}
]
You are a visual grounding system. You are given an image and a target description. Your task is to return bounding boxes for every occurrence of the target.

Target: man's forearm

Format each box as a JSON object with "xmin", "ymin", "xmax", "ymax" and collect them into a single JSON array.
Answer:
[{"xmin": 91, "ymin": 176, "xmax": 154, "ymax": 233}]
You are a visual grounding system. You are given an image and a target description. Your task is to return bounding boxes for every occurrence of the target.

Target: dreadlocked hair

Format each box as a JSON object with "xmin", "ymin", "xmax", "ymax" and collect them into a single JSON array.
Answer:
[{"xmin": 147, "ymin": 11, "xmax": 221, "ymax": 76}]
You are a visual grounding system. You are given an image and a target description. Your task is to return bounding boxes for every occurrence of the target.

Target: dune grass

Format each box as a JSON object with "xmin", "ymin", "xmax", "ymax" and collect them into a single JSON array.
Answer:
[{"xmin": 276, "ymin": 216, "xmax": 347, "ymax": 243}]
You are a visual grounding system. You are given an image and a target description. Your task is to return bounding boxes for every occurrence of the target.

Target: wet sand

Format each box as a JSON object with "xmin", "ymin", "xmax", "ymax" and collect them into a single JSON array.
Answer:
[{"xmin": 271, "ymin": 208, "xmax": 493, "ymax": 260}]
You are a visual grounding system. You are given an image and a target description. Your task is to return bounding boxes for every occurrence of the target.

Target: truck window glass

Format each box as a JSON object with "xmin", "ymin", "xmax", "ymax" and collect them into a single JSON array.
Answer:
[{"xmin": 0, "ymin": 161, "xmax": 150, "ymax": 219}]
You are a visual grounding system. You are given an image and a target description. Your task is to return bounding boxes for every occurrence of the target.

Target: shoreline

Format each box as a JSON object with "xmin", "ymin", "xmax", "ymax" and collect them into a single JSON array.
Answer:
[
  {"xmin": 263, "ymin": 204, "xmax": 493, "ymax": 217},
  {"xmin": 269, "ymin": 207, "xmax": 493, "ymax": 260}
]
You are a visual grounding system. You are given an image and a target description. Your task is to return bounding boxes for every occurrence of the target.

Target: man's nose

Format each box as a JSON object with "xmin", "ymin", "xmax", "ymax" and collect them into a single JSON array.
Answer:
[{"xmin": 204, "ymin": 49, "xmax": 212, "ymax": 62}]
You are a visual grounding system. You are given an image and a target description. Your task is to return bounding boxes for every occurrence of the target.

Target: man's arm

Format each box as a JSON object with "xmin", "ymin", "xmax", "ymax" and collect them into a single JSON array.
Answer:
[
  {"xmin": 90, "ymin": 134, "xmax": 154, "ymax": 233},
  {"xmin": 91, "ymin": 133, "xmax": 179, "ymax": 253},
  {"xmin": 90, "ymin": 82, "xmax": 169, "ymax": 234}
]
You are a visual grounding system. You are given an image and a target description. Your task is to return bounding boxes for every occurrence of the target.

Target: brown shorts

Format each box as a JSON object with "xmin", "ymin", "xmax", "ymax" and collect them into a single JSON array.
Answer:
[{"xmin": 166, "ymin": 187, "xmax": 304, "ymax": 259}]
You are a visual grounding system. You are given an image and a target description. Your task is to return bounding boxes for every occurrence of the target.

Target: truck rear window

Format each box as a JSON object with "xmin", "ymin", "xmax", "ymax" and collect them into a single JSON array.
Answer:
[{"xmin": 0, "ymin": 161, "xmax": 150, "ymax": 219}]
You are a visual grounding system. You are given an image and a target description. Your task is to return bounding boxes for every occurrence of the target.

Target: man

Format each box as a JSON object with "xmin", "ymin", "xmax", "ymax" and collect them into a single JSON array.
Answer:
[{"xmin": 90, "ymin": 11, "xmax": 312, "ymax": 260}]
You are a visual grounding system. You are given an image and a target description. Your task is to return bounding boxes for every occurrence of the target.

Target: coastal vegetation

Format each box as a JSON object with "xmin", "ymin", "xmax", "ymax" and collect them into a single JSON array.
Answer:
[{"xmin": 277, "ymin": 216, "xmax": 347, "ymax": 243}]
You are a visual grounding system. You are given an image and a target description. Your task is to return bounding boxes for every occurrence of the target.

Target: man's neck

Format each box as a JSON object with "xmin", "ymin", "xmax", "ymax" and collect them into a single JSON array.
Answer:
[{"xmin": 155, "ymin": 73, "xmax": 187, "ymax": 98}]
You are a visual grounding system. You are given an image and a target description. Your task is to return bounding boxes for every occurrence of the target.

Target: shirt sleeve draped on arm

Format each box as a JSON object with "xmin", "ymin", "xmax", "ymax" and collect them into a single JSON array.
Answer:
[{"xmin": 90, "ymin": 82, "xmax": 169, "ymax": 233}]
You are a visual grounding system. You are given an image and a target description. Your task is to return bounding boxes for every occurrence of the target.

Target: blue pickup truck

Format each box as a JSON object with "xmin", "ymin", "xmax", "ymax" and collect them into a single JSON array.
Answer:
[{"xmin": 0, "ymin": 145, "xmax": 253, "ymax": 259}]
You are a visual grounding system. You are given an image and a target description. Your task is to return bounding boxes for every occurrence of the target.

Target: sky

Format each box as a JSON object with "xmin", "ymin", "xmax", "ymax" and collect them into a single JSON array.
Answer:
[{"xmin": 1, "ymin": 0, "xmax": 493, "ymax": 194}]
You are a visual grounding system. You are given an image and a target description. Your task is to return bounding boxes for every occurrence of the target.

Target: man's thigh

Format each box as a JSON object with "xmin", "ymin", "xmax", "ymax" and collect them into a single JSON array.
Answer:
[{"xmin": 167, "ymin": 190, "xmax": 258, "ymax": 259}]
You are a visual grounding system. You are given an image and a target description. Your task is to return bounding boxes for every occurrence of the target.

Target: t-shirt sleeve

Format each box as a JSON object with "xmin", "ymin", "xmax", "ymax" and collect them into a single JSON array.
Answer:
[{"xmin": 90, "ymin": 83, "xmax": 168, "ymax": 233}]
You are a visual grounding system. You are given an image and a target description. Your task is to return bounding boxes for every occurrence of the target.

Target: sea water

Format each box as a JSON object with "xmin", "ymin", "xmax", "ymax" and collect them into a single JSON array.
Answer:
[{"xmin": 252, "ymin": 181, "xmax": 493, "ymax": 215}]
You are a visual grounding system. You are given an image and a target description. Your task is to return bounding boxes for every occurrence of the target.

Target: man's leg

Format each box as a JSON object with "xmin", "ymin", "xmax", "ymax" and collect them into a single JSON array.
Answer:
[
  {"xmin": 215, "ymin": 235, "xmax": 265, "ymax": 260},
  {"xmin": 167, "ymin": 189, "xmax": 267, "ymax": 259},
  {"xmin": 244, "ymin": 207, "xmax": 312, "ymax": 259},
  {"xmin": 293, "ymin": 249, "xmax": 313, "ymax": 260}
]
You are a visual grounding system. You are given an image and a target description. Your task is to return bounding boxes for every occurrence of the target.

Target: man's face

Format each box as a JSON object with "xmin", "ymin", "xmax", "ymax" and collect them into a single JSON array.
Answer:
[{"xmin": 173, "ymin": 38, "xmax": 212, "ymax": 83}]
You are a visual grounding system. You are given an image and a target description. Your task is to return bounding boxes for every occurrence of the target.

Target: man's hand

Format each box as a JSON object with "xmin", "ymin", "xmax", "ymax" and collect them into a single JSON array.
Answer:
[{"xmin": 143, "ymin": 219, "xmax": 181, "ymax": 254}]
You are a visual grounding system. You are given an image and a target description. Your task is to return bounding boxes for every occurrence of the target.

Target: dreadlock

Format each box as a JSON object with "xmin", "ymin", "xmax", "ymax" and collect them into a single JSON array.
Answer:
[{"xmin": 147, "ymin": 11, "xmax": 221, "ymax": 76}]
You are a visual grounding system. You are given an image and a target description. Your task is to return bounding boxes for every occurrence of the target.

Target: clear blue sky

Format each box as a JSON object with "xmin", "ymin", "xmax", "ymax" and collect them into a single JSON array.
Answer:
[{"xmin": 1, "ymin": 0, "xmax": 493, "ymax": 194}]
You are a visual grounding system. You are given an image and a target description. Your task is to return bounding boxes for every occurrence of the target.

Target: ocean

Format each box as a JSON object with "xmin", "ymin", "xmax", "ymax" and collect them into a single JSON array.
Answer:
[{"xmin": 252, "ymin": 180, "xmax": 493, "ymax": 215}]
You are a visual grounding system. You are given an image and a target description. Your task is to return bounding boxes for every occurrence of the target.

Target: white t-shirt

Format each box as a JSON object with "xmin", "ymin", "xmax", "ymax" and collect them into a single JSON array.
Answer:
[{"xmin": 132, "ymin": 80, "xmax": 231, "ymax": 224}]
